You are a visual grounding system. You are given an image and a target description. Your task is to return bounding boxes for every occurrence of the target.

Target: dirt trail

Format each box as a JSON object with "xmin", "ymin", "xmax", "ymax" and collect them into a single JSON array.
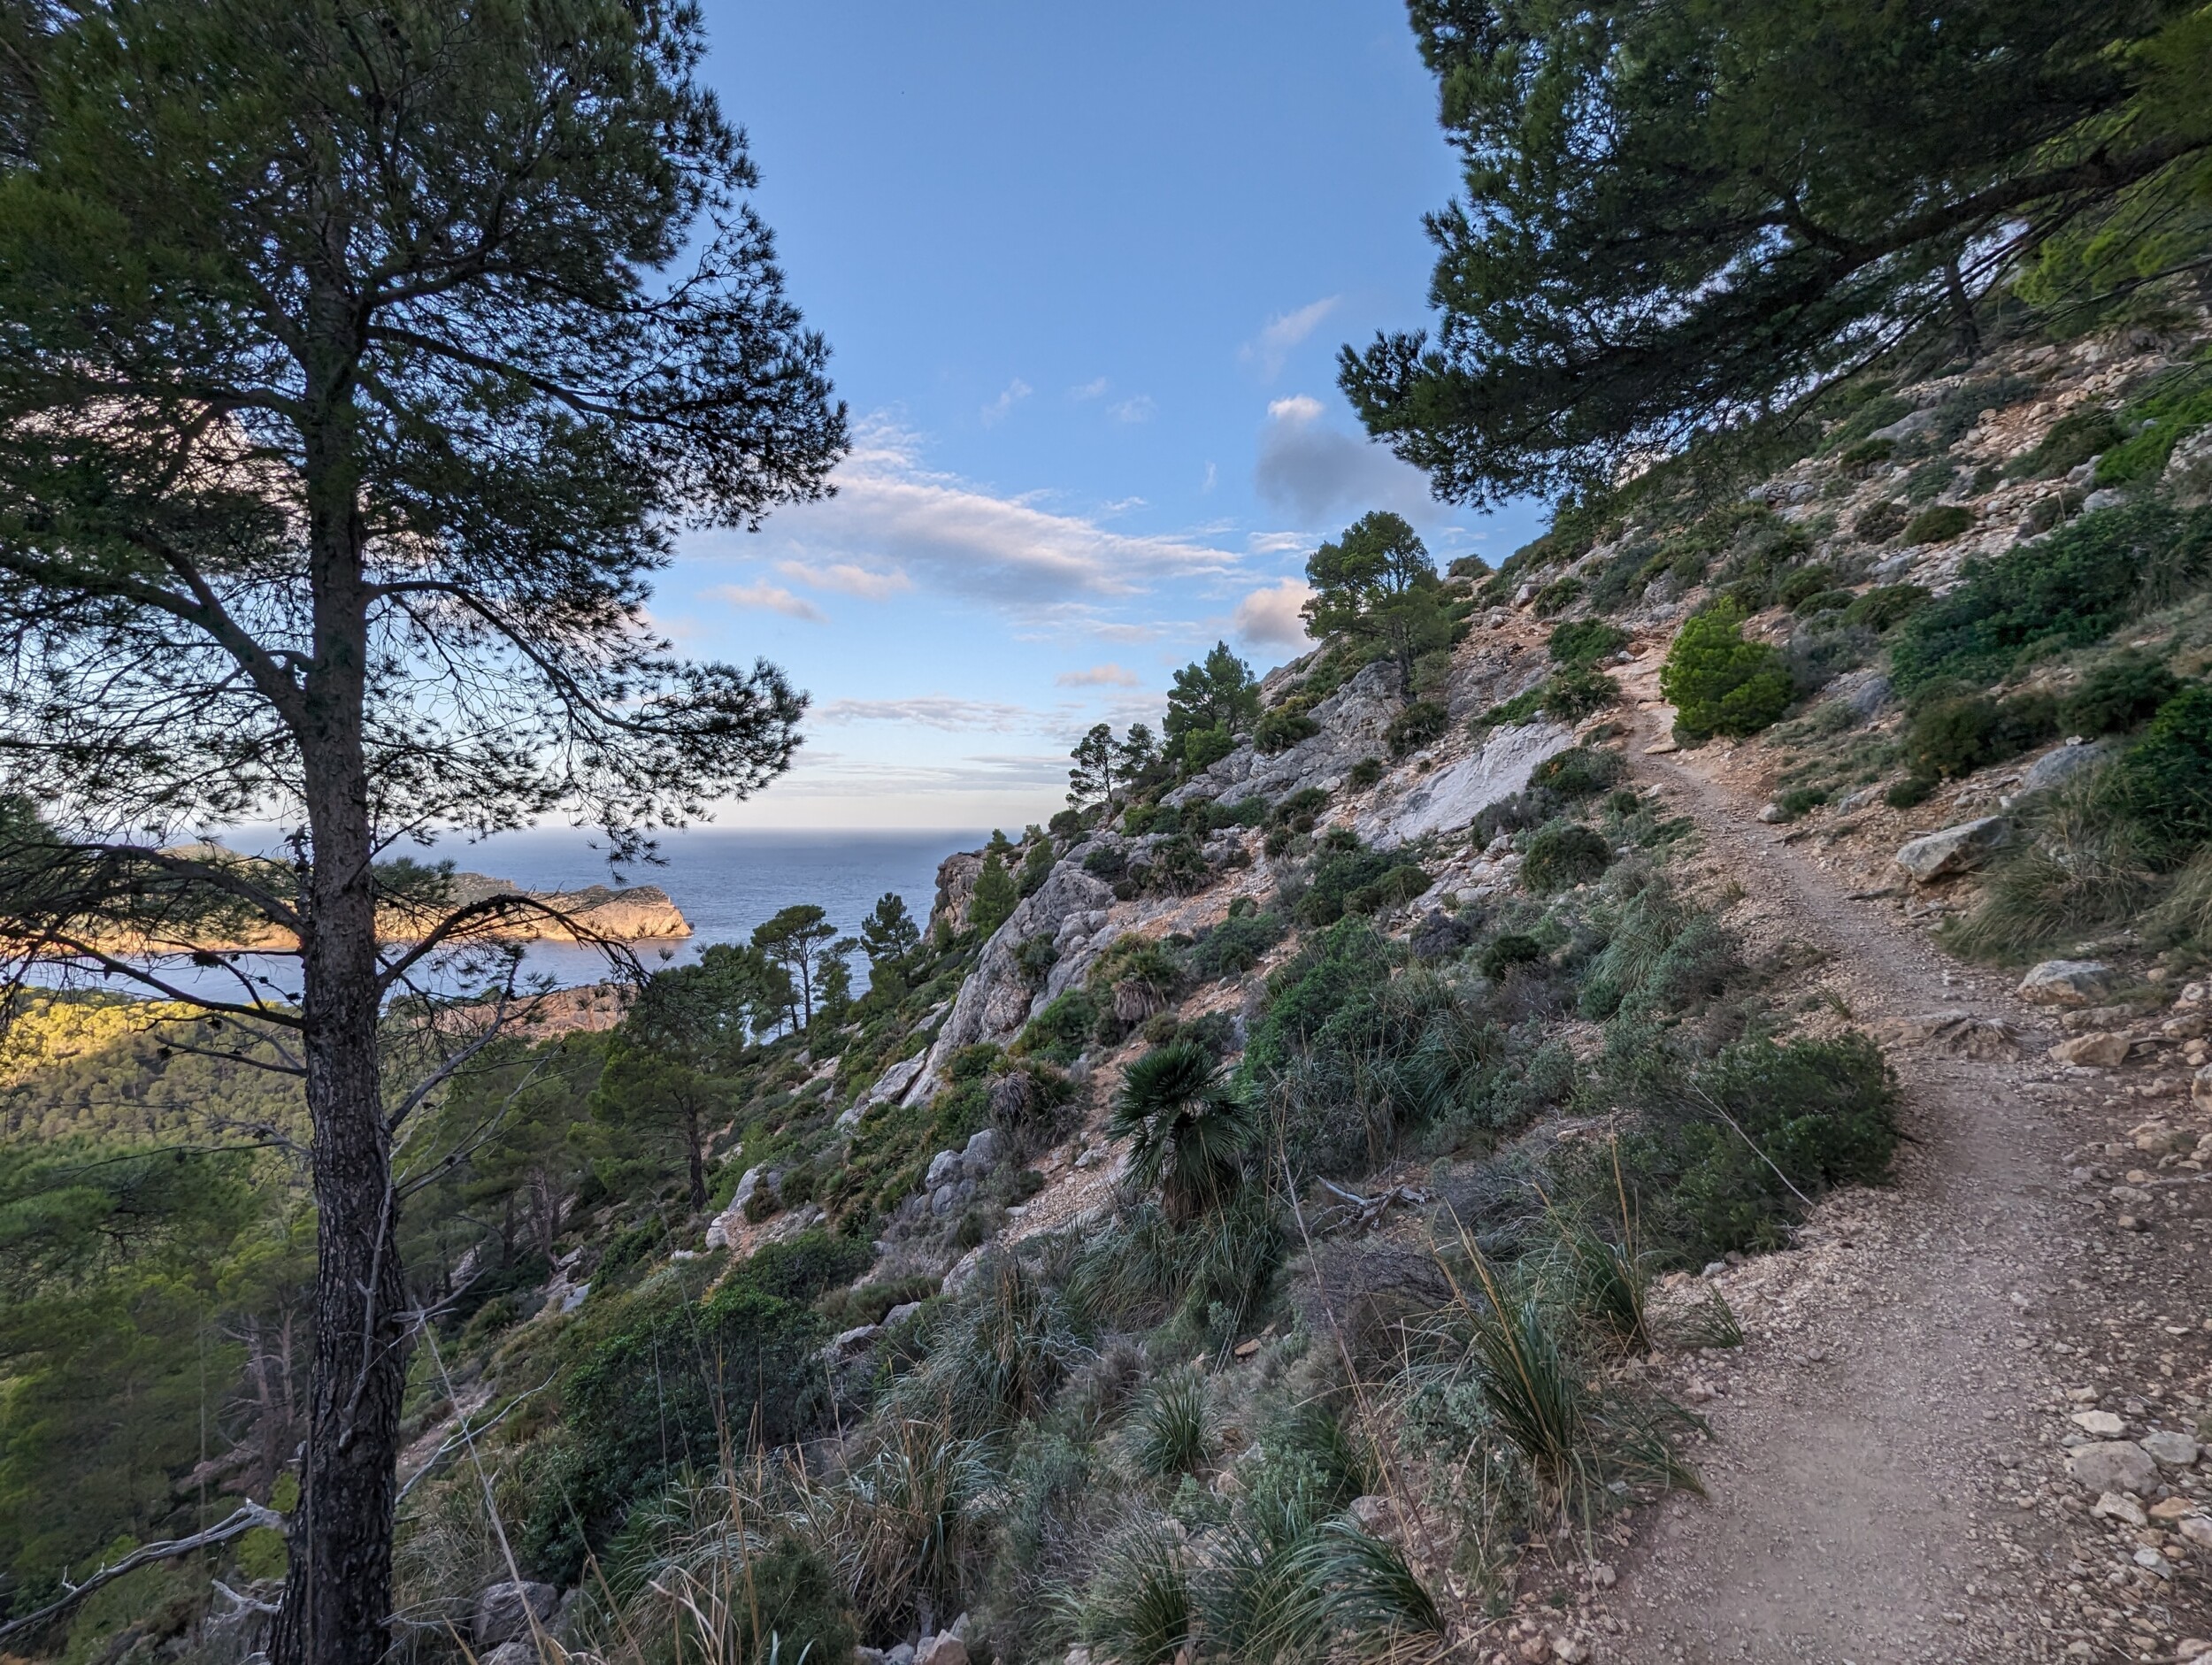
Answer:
[{"xmin": 1607, "ymin": 712, "xmax": 2086, "ymax": 1662}]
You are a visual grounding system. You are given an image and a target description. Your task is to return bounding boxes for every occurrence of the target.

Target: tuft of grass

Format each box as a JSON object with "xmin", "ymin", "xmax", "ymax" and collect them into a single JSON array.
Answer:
[
  {"xmin": 2144, "ymin": 846, "xmax": 2212, "ymax": 952},
  {"xmin": 1079, "ymin": 1527, "xmax": 1194, "ymax": 1665},
  {"xmin": 1132, "ymin": 1367, "xmax": 1217, "ymax": 1479},
  {"xmin": 1944, "ymin": 770, "xmax": 2155, "ymax": 961}
]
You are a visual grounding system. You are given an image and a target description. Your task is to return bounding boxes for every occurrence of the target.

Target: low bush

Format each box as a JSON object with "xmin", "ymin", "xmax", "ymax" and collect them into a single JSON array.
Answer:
[
  {"xmin": 1342, "ymin": 863, "xmax": 1432, "ymax": 917},
  {"xmin": 1624, "ymin": 1033, "xmax": 1899, "ymax": 1260},
  {"xmin": 2005, "ymin": 407, "xmax": 2124, "ymax": 480},
  {"xmin": 1660, "ymin": 602, "xmax": 1793, "ymax": 740},
  {"xmin": 2062, "ymin": 655, "xmax": 2183, "ymax": 736},
  {"xmin": 1852, "ymin": 501, "xmax": 1908, "ymax": 543},
  {"xmin": 1903, "ymin": 692, "xmax": 2058, "ymax": 780},
  {"xmin": 1838, "ymin": 435, "xmax": 1895, "ymax": 474},
  {"xmin": 1772, "ymin": 786, "xmax": 1827, "ymax": 819},
  {"xmin": 2096, "ymin": 365, "xmax": 2212, "ymax": 487},
  {"xmin": 1294, "ymin": 839, "xmax": 1429, "ymax": 928},
  {"xmin": 1254, "ymin": 707, "xmax": 1321, "ymax": 754},
  {"xmin": 2111, "ymin": 684, "xmax": 2212, "ymax": 864},
  {"xmin": 1185, "ymin": 908, "xmax": 1287, "ymax": 981},
  {"xmin": 1549, "ymin": 619, "xmax": 1629, "ymax": 671},
  {"xmin": 1271, "ymin": 786, "xmax": 1329, "ymax": 827},
  {"xmin": 1521, "ymin": 822, "xmax": 1613, "ymax": 893},
  {"xmin": 1529, "ymin": 745, "xmax": 1625, "ymax": 800},
  {"xmin": 1532, "ymin": 575, "xmax": 1583, "ymax": 618},
  {"xmin": 1014, "ymin": 990, "xmax": 1100, "ymax": 1066},
  {"xmin": 1385, "ymin": 699, "xmax": 1450, "ymax": 758},
  {"xmin": 1841, "ymin": 584, "xmax": 1930, "ymax": 633},
  {"xmin": 1182, "ymin": 725, "xmax": 1236, "ymax": 774},
  {"xmin": 1775, "ymin": 564, "xmax": 1839, "ymax": 609},
  {"xmin": 1478, "ymin": 932, "xmax": 1546, "ymax": 980},
  {"xmin": 1891, "ymin": 503, "xmax": 2212, "ymax": 692},
  {"xmin": 1791, "ymin": 587, "xmax": 1856, "ymax": 618},
  {"xmin": 1902, "ymin": 503, "xmax": 1974, "ymax": 546},
  {"xmin": 1347, "ymin": 756, "xmax": 1383, "ymax": 789}
]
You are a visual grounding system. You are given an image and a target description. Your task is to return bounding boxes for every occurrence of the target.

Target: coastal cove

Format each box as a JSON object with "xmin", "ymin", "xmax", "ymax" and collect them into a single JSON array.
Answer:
[{"xmin": 59, "ymin": 827, "xmax": 979, "ymax": 1001}]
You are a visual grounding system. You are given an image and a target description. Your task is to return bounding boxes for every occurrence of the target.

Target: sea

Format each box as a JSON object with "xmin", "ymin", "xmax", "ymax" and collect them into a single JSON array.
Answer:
[
  {"xmin": 54, "ymin": 826, "xmax": 981, "ymax": 1004},
  {"xmin": 462, "ymin": 825, "xmax": 979, "ymax": 986}
]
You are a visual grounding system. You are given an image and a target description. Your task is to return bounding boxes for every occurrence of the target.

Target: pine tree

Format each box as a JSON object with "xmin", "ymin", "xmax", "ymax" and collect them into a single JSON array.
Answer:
[
  {"xmin": 1341, "ymin": 0, "xmax": 2208, "ymax": 505},
  {"xmin": 0, "ymin": 6, "xmax": 844, "ymax": 1654},
  {"xmin": 1303, "ymin": 512, "xmax": 1451, "ymax": 694},
  {"xmin": 969, "ymin": 854, "xmax": 1018, "ymax": 937}
]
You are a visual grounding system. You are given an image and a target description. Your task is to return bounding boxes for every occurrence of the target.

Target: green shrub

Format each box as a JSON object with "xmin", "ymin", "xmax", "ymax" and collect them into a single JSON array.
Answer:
[
  {"xmin": 1342, "ymin": 863, "xmax": 1432, "ymax": 917},
  {"xmin": 1521, "ymin": 822, "xmax": 1613, "ymax": 893},
  {"xmin": 1660, "ymin": 602, "xmax": 1793, "ymax": 740},
  {"xmin": 1884, "ymin": 776, "xmax": 1935, "ymax": 808},
  {"xmin": 1840, "ymin": 584, "xmax": 1930, "ymax": 633},
  {"xmin": 1254, "ymin": 706, "xmax": 1322, "ymax": 755},
  {"xmin": 1903, "ymin": 692, "xmax": 2058, "ymax": 779},
  {"xmin": 1772, "ymin": 786, "xmax": 1827, "ymax": 820},
  {"xmin": 1852, "ymin": 501, "xmax": 1908, "ymax": 542},
  {"xmin": 1890, "ymin": 503, "xmax": 2212, "ymax": 692},
  {"xmin": 1347, "ymin": 756, "xmax": 1383, "ymax": 789},
  {"xmin": 528, "ymin": 1282, "xmax": 831, "ymax": 1582},
  {"xmin": 1775, "ymin": 564, "xmax": 1838, "ymax": 609},
  {"xmin": 1529, "ymin": 744, "xmax": 1625, "ymax": 800},
  {"xmin": 2062, "ymin": 655, "xmax": 2183, "ymax": 736},
  {"xmin": 1791, "ymin": 587, "xmax": 1856, "ymax": 617},
  {"xmin": 1183, "ymin": 724, "xmax": 1236, "ymax": 773},
  {"xmin": 1545, "ymin": 667, "xmax": 1621, "ymax": 720},
  {"xmin": 1015, "ymin": 990, "xmax": 1102, "ymax": 1065},
  {"xmin": 1272, "ymin": 786, "xmax": 1330, "ymax": 826},
  {"xmin": 1124, "ymin": 802, "xmax": 1178, "ymax": 838},
  {"xmin": 2112, "ymin": 685, "xmax": 2212, "ymax": 864},
  {"xmin": 2096, "ymin": 368, "xmax": 2212, "ymax": 486},
  {"xmin": 1548, "ymin": 619, "xmax": 1629, "ymax": 671},
  {"xmin": 1385, "ymin": 699, "xmax": 1450, "ymax": 758},
  {"xmin": 1478, "ymin": 932, "xmax": 1546, "ymax": 979},
  {"xmin": 1081, "ymin": 844, "xmax": 1127, "ymax": 881},
  {"xmin": 1186, "ymin": 909, "xmax": 1287, "ymax": 981},
  {"xmin": 1532, "ymin": 575, "xmax": 1583, "ymax": 618},
  {"xmin": 1294, "ymin": 840, "xmax": 1423, "ymax": 928},
  {"xmin": 1629, "ymin": 1033, "xmax": 1899, "ymax": 1260},
  {"xmin": 2006, "ymin": 408, "xmax": 2124, "ymax": 480},
  {"xmin": 1902, "ymin": 503, "xmax": 1974, "ymax": 545},
  {"xmin": 1838, "ymin": 435, "xmax": 1895, "ymax": 473}
]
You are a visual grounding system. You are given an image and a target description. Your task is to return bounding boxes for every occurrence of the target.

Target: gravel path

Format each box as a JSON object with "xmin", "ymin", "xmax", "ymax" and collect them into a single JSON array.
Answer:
[{"xmin": 1594, "ymin": 712, "xmax": 2212, "ymax": 1663}]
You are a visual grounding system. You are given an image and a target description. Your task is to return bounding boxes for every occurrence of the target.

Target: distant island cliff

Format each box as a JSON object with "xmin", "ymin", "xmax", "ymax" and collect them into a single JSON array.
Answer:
[{"xmin": 83, "ymin": 853, "xmax": 692, "ymax": 954}]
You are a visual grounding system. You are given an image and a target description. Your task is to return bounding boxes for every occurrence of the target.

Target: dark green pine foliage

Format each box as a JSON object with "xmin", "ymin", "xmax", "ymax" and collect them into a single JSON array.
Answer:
[
  {"xmin": 1342, "ymin": 0, "xmax": 2208, "ymax": 504},
  {"xmin": 1303, "ymin": 512, "xmax": 1453, "ymax": 694}
]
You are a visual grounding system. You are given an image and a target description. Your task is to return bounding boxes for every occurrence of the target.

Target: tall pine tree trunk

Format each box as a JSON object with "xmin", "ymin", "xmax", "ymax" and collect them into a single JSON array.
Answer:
[{"xmin": 272, "ymin": 328, "xmax": 409, "ymax": 1665}]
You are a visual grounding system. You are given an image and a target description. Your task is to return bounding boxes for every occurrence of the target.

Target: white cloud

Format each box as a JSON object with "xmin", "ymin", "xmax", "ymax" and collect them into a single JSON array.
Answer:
[
  {"xmin": 700, "ymin": 418, "xmax": 1240, "ymax": 617},
  {"xmin": 1253, "ymin": 393, "xmax": 1439, "ymax": 529},
  {"xmin": 775, "ymin": 559, "xmax": 913, "ymax": 601},
  {"xmin": 1231, "ymin": 578, "xmax": 1315, "ymax": 649},
  {"xmin": 1246, "ymin": 530, "xmax": 1314, "ymax": 556},
  {"xmin": 1107, "ymin": 395, "xmax": 1156, "ymax": 425},
  {"xmin": 813, "ymin": 696, "xmax": 1037, "ymax": 733},
  {"xmin": 713, "ymin": 581, "xmax": 826, "ymax": 623},
  {"xmin": 1243, "ymin": 296, "xmax": 1340, "ymax": 378},
  {"xmin": 1070, "ymin": 377, "xmax": 1110, "ymax": 401},
  {"xmin": 1056, "ymin": 663, "xmax": 1141, "ymax": 688},
  {"xmin": 980, "ymin": 378, "xmax": 1032, "ymax": 426},
  {"xmin": 1092, "ymin": 622, "xmax": 1162, "ymax": 644}
]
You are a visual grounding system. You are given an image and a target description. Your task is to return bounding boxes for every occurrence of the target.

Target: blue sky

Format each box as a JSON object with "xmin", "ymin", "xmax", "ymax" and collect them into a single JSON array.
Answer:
[{"xmin": 666, "ymin": 2, "xmax": 1549, "ymax": 829}]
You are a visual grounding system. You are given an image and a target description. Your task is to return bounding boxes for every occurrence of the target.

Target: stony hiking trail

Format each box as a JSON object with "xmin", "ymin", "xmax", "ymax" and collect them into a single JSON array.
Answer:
[{"xmin": 1577, "ymin": 706, "xmax": 2212, "ymax": 1664}]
